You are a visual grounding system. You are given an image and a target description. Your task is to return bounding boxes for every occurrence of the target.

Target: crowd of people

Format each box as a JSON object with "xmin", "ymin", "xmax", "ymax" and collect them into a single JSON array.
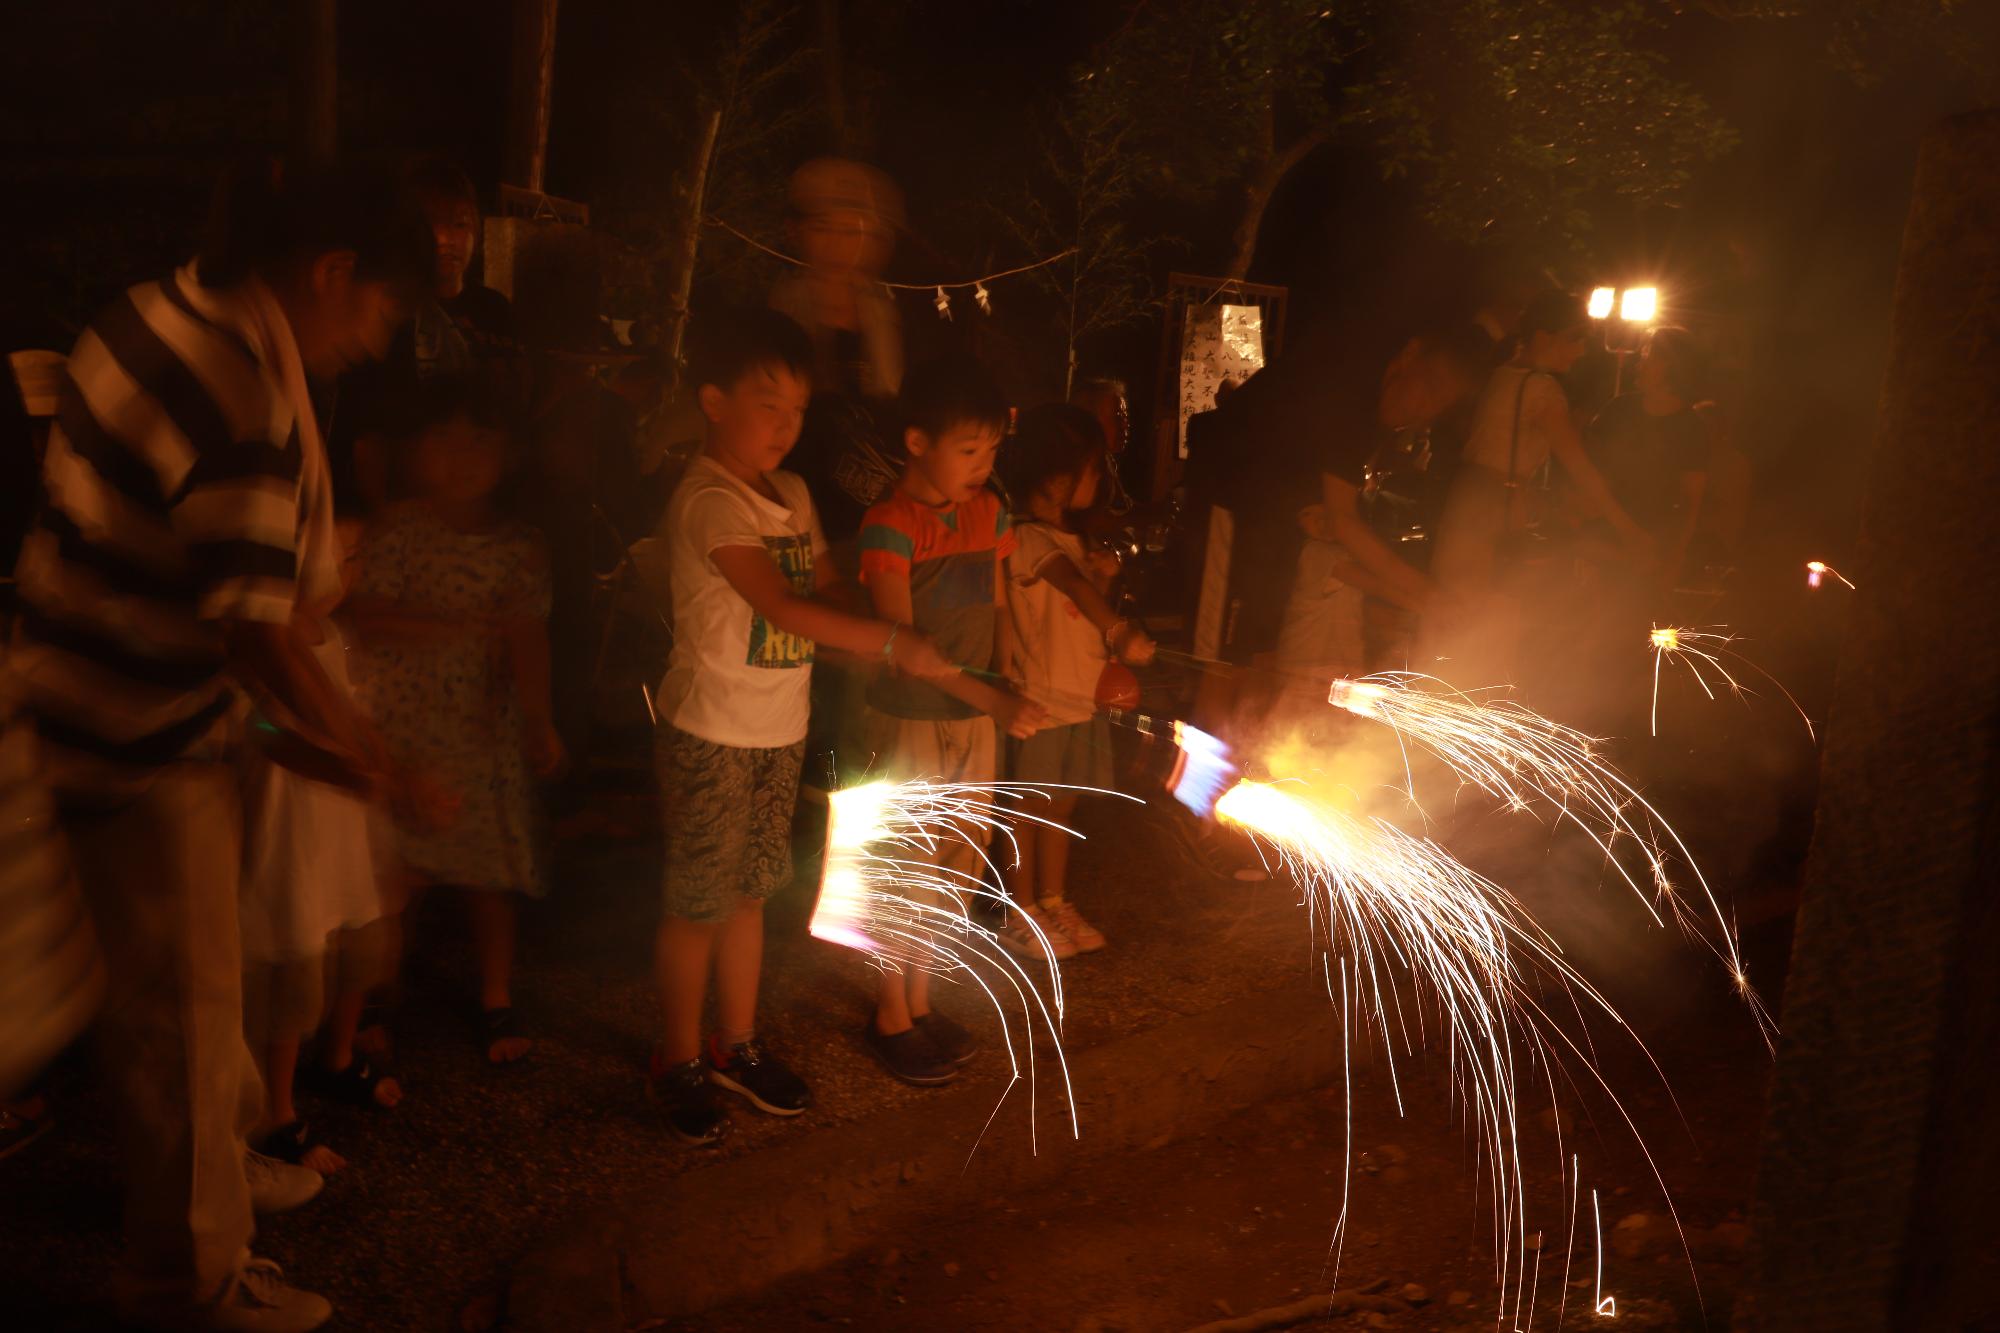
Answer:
[{"xmin": 0, "ymin": 147, "xmax": 1730, "ymax": 1331}]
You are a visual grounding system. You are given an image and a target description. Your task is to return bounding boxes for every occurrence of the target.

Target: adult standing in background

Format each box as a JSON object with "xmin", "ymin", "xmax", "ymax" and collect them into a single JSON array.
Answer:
[{"xmin": 8, "ymin": 160, "xmax": 433, "ymax": 1332}]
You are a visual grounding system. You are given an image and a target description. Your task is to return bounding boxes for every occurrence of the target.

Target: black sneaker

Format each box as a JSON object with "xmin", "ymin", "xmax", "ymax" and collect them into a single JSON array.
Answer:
[
  {"xmin": 914, "ymin": 1011, "xmax": 978, "ymax": 1067},
  {"xmin": 862, "ymin": 1021, "xmax": 959, "ymax": 1087},
  {"xmin": 648, "ymin": 1052, "xmax": 729, "ymax": 1145},
  {"xmin": 706, "ymin": 1037, "xmax": 811, "ymax": 1116}
]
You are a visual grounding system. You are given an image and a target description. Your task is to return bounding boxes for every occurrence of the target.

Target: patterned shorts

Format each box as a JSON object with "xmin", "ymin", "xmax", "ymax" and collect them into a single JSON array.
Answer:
[{"xmin": 656, "ymin": 724, "xmax": 806, "ymax": 923}]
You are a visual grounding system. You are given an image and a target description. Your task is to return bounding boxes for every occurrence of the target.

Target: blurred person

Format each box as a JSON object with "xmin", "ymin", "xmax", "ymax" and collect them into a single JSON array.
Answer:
[
  {"xmin": 1583, "ymin": 326, "xmax": 1712, "ymax": 588},
  {"xmin": 1425, "ymin": 290, "xmax": 1652, "ymax": 682},
  {"xmin": 858, "ymin": 359, "xmax": 1047, "ymax": 1087},
  {"xmin": 996, "ymin": 405, "xmax": 1155, "ymax": 961},
  {"xmin": 770, "ymin": 157, "xmax": 907, "ymax": 543},
  {"xmin": 7, "ymin": 157, "xmax": 435, "ymax": 1331},
  {"xmin": 644, "ymin": 310, "xmax": 950, "ymax": 1145},
  {"xmin": 345, "ymin": 376, "xmax": 563, "ymax": 1069},
  {"xmin": 239, "ymin": 510, "xmax": 413, "ymax": 1175},
  {"xmin": 330, "ymin": 156, "xmax": 520, "ymax": 513}
]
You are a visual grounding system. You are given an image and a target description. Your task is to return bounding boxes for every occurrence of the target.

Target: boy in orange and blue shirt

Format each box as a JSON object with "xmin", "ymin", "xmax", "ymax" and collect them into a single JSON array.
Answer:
[{"xmin": 856, "ymin": 360, "xmax": 1046, "ymax": 1086}]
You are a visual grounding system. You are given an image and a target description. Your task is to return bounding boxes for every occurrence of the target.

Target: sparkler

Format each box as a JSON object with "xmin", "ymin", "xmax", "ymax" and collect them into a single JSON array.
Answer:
[
  {"xmin": 1209, "ymin": 776, "xmax": 1683, "ymax": 1316},
  {"xmin": 1805, "ymin": 559, "xmax": 1854, "ymax": 590},
  {"xmin": 1648, "ymin": 624, "xmax": 1816, "ymax": 740},
  {"xmin": 1325, "ymin": 672, "xmax": 1771, "ymax": 1036},
  {"xmin": 811, "ymin": 778, "xmax": 1131, "ymax": 1145}
]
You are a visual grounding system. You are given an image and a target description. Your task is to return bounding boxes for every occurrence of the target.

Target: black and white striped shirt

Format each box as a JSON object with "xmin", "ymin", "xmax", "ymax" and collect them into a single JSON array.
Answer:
[{"xmin": 8, "ymin": 265, "xmax": 305, "ymax": 804}]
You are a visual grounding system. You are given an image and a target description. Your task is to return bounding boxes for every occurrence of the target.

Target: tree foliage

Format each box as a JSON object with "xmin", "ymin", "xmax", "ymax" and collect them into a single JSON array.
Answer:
[{"xmin": 1080, "ymin": 0, "xmax": 1741, "ymax": 274}]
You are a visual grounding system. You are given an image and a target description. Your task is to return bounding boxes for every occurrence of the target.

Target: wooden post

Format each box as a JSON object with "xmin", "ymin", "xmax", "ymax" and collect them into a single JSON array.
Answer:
[
  {"xmin": 661, "ymin": 108, "xmax": 723, "ymax": 398},
  {"xmin": 506, "ymin": 0, "xmax": 561, "ymax": 192},
  {"xmin": 293, "ymin": 0, "xmax": 338, "ymax": 166},
  {"xmin": 1736, "ymin": 108, "xmax": 2000, "ymax": 1332}
]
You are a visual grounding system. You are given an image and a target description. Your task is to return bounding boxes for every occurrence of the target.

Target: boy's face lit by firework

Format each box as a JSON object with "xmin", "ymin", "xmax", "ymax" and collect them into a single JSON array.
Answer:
[
  {"xmin": 700, "ymin": 363, "xmax": 811, "ymax": 477},
  {"xmin": 905, "ymin": 421, "xmax": 1003, "ymax": 505}
]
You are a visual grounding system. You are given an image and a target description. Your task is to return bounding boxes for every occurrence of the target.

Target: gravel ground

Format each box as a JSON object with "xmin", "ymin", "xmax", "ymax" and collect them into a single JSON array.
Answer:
[
  {"xmin": 0, "ymin": 773, "xmax": 1310, "ymax": 1332},
  {"xmin": 0, "ymin": 689, "xmax": 1805, "ymax": 1332}
]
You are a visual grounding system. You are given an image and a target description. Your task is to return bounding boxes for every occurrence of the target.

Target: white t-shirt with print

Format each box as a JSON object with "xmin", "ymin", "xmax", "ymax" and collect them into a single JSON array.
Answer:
[
  {"xmin": 657, "ymin": 455, "xmax": 828, "ymax": 749},
  {"xmin": 1005, "ymin": 521, "xmax": 1106, "ymax": 727}
]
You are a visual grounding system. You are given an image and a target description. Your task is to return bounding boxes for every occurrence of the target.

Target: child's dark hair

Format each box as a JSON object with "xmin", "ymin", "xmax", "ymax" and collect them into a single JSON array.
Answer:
[
  {"xmin": 199, "ymin": 157, "xmax": 435, "ymax": 302},
  {"xmin": 691, "ymin": 308, "xmax": 814, "ymax": 392},
  {"xmin": 394, "ymin": 372, "xmax": 515, "ymax": 448},
  {"xmin": 406, "ymin": 154, "xmax": 479, "ymax": 213},
  {"xmin": 1004, "ymin": 404, "xmax": 1104, "ymax": 509},
  {"xmin": 899, "ymin": 357, "xmax": 1010, "ymax": 443}
]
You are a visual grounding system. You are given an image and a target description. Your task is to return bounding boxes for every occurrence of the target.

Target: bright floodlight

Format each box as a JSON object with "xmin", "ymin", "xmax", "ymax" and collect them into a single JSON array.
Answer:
[
  {"xmin": 1587, "ymin": 287, "xmax": 1616, "ymax": 320},
  {"xmin": 1619, "ymin": 286, "xmax": 1659, "ymax": 324}
]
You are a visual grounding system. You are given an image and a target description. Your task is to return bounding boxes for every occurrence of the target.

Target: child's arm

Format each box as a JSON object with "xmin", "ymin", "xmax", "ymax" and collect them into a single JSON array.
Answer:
[
  {"xmin": 993, "ymin": 561, "xmax": 1021, "ymax": 682},
  {"xmin": 712, "ymin": 545, "xmax": 955, "ymax": 679},
  {"xmin": 862, "ymin": 563, "xmax": 1044, "ymax": 739},
  {"xmin": 1030, "ymin": 555, "xmax": 1157, "ymax": 665}
]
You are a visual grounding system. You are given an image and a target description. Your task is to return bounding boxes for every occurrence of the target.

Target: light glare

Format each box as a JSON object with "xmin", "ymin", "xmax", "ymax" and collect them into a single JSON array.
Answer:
[
  {"xmin": 1587, "ymin": 287, "xmax": 1616, "ymax": 320},
  {"xmin": 1619, "ymin": 286, "xmax": 1659, "ymax": 323}
]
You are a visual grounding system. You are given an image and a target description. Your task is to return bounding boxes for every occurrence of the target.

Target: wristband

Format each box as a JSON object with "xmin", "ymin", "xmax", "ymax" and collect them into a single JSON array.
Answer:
[
  {"xmin": 1104, "ymin": 618, "xmax": 1130, "ymax": 652},
  {"xmin": 881, "ymin": 621, "xmax": 905, "ymax": 661}
]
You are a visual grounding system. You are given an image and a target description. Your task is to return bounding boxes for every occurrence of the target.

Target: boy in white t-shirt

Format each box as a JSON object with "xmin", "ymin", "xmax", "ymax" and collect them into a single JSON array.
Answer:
[
  {"xmin": 998, "ymin": 405, "xmax": 1155, "ymax": 959},
  {"xmin": 649, "ymin": 311, "xmax": 951, "ymax": 1145}
]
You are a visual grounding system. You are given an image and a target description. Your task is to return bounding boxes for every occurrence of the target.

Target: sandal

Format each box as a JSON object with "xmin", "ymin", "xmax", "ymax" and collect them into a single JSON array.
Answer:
[
  {"xmin": 481, "ymin": 1007, "xmax": 531, "ymax": 1064},
  {"xmin": 252, "ymin": 1120, "xmax": 323, "ymax": 1166},
  {"xmin": 308, "ymin": 1054, "xmax": 396, "ymax": 1109}
]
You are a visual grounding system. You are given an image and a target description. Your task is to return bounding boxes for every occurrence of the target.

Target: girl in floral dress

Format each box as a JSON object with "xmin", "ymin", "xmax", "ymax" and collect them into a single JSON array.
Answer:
[{"xmin": 348, "ymin": 376, "xmax": 565, "ymax": 1064}]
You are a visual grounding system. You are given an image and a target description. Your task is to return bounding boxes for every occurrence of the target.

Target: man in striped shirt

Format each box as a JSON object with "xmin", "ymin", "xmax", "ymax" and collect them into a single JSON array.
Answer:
[{"xmin": 6, "ymin": 162, "xmax": 431, "ymax": 1332}]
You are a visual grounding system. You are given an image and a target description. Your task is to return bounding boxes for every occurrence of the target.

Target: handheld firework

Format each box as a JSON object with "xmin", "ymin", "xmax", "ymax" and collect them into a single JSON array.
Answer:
[
  {"xmin": 1648, "ymin": 624, "xmax": 1816, "ymax": 740},
  {"xmin": 1805, "ymin": 559, "xmax": 1855, "ymax": 590},
  {"xmin": 808, "ymin": 778, "xmax": 1134, "ymax": 1145}
]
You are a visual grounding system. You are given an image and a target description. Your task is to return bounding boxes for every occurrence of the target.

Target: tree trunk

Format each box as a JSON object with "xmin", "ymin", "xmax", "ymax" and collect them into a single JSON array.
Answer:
[
  {"xmin": 292, "ymin": 0, "xmax": 338, "ymax": 167},
  {"xmin": 1736, "ymin": 109, "xmax": 2000, "ymax": 1332},
  {"xmin": 506, "ymin": 0, "xmax": 561, "ymax": 192},
  {"xmin": 1224, "ymin": 128, "xmax": 1326, "ymax": 282},
  {"xmin": 816, "ymin": 0, "xmax": 848, "ymax": 154},
  {"xmin": 660, "ymin": 108, "xmax": 724, "ymax": 402}
]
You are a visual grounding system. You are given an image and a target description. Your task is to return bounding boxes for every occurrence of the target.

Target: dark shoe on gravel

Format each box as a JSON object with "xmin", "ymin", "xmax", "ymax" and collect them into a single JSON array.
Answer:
[
  {"xmin": 649, "ymin": 1052, "xmax": 729, "ymax": 1146},
  {"xmin": 914, "ymin": 1011, "xmax": 978, "ymax": 1067},
  {"xmin": 706, "ymin": 1037, "xmax": 811, "ymax": 1116},
  {"xmin": 863, "ymin": 1022, "xmax": 959, "ymax": 1087},
  {"xmin": 306, "ymin": 1055, "xmax": 394, "ymax": 1109}
]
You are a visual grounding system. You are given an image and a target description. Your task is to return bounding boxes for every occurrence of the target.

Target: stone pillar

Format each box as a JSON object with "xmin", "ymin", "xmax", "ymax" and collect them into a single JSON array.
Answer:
[{"xmin": 1737, "ymin": 109, "xmax": 2000, "ymax": 1332}]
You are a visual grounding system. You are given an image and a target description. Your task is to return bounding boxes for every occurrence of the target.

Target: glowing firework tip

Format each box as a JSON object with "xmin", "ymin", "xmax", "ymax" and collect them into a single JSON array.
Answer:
[
  {"xmin": 1648, "ymin": 626, "xmax": 1679, "ymax": 652},
  {"xmin": 1647, "ymin": 625, "xmax": 1816, "ymax": 741},
  {"xmin": 1805, "ymin": 559, "xmax": 1855, "ymax": 590}
]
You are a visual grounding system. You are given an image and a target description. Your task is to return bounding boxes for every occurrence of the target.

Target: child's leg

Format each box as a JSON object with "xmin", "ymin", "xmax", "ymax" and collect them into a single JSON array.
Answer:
[
  {"xmin": 262, "ymin": 1037, "xmax": 300, "ymax": 1129},
  {"xmin": 320, "ymin": 919, "xmax": 403, "ymax": 1106},
  {"xmin": 712, "ymin": 900, "xmax": 763, "ymax": 1047},
  {"xmin": 1031, "ymin": 794, "xmax": 1080, "ymax": 905},
  {"xmin": 469, "ymin": 890, "xmax": 517, "ymax": 1012},
  {"xmin": 655, "ymin": 916, "xmax": 719, "ymax": 1065}
]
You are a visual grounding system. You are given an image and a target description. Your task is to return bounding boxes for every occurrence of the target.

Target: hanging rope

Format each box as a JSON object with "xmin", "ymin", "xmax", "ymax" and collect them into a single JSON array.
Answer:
[{"xmin": 705, "ymin": 215, "xmax": 1076, "ymax": 292}]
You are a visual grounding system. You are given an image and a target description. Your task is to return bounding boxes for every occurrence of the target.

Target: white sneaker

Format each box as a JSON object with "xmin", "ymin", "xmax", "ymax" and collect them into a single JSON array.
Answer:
[
  {"xmin": 998, "ymin": 905, "xmax": 1076, "ymax": 961},
  {"xmin": 243, "ymin": 1148, "xmax": 322, "ymax": 1214},
  {"xmin": 1042, "ymin": 899, "xmax": 1105, "ymax": 952},
  {"xmin": 203, "ymin": 1257, "xmax": 332, "ymax": 1332}
]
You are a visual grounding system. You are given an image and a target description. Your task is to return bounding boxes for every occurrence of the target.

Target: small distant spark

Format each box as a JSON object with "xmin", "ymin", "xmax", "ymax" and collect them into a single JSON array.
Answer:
[{"xmin": 1805, "ymin": 559, "xmax": 1855, "ymax": 590}]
